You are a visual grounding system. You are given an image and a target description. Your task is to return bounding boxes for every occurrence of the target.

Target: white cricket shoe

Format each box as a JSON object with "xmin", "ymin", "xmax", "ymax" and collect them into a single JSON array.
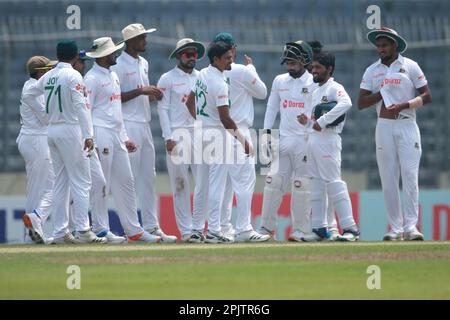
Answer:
[
  {"xmin": 383, "ymin": 231, "xmax": 403, "ymax": 241},
  {"xmin": 257, "ymin": 226, "xmax": 275, "ymax": 240},
  {"xmin": 288, "ymin": 229, "xmax": 309, "ymax": 242},
  {"xmin": 74, "ymin": 230, "xmax": 107, "ymax": 244},
  {"xmin": 404, "ymin": 228, "xmax": 424, "ymax": 241},
  {"xmin": 187, "ymin": 230, "xmax": 205, "ymax": 243},
  {"xmin": 147, "ymin": 227, "xmax": 177, "ymax": 243},
  {"xmin": 222, "ymin": 228, "xmax": 235, "ymax": 242},
  {"xmin": 51, "ymin": 232, "xmax": 77, "ymax": 244},
  {"xmin": 235, "ymin": 230, "xmax": 270, "ymax": 243},
  {"xmin": 22, "ymin": 212, "xmax": 44, "ymax": 244},
  {"xmin": 128, "ymin": 231, "xmax": 161, "ymax": 243},
  {"xmin": 204, "ymin": 231, "xmax": 233, "ymax": 244},
  {"xmin": 105, "ymin": 231, "xmax": 126, "ymax": 244},
  {"xmin": 337, "ymin": 227, "xmax": 360, "ymax": 242},
  {"xmin": 328, "ymin": 228, "xmax": 341, "ymax": 241}
]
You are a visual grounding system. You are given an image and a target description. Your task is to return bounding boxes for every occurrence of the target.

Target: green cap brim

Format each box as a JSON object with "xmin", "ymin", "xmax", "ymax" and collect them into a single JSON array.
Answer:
[
  {"xmin": 367, "ymin": 30, "xmax": 407, "ymax": 53},
  {"xmin": 169, "ymin": 42, "xmax": 205, "ymax": 60}
]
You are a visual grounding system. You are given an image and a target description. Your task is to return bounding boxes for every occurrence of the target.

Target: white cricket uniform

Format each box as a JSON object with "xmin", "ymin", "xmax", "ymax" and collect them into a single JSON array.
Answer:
[
  {"xmin": 24, "ymin": 62, "xmax": 93, "ymax": 238},
  {"xmin": 85, "ymin": 62, "xmax": 144, "ymax": 237},
  {"xmin": 194, "ymin": 64, "xmax": 240, "ymax": 234},
  {"xmin": 157, "ymin": 66, "xmax": 199, "ymax": 237},
  {"xmin": 220, "ymin": 63, "xmax": 267, "ymax": 235},
  {"xmin": 261, "ymin": 71, "xmax": 316, "ymax": 233},
  {"xmin": 17, "ymin": 78, "xmax": 54, "ymax": 221},
  {"xmin": 360, "ymin": 54, "xmax": 427, "ymax": 233},
  {"xmin": 112, "ymin": 51, "xmax": 158, "ymax": 231},
  {"xmin": 308, "ymin": 77, "xmax": 355, "ymax": 230}
]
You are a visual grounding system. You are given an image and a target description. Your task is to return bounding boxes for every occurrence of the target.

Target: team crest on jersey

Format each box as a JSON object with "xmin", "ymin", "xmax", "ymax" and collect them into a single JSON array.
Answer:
[
  {"xmin": 414, "ymin": 142, "xmax": 420, "ymax": 150},
  {"xmin": 102, "ymin": 148, "xmax": 109, "ymax": 155},
  {"xmin": 399, "ymin": 67, "xmax": 406, "ymax": 73},
  {"xmin": 321, "ymin": 96, "xmax": 328, "ymax": 103},
  {"xmin": 302, "ymin": 88, "xmax": 308, "ymax": 94}
]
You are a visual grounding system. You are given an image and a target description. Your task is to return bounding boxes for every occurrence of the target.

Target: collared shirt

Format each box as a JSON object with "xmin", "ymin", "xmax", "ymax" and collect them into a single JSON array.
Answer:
[
  {"xmin": 224, "ymin": 63, "xmax": 267, "ymax": 127},
  {"xmin": 84, "ymin": 62, "xmax": 128, "ymax": 141},
  {"xmin": 157, "ymin": 66, "xmax": 199, "ymax": 140},
  {"xmin": 312, "ymin": 77, "xmax": 352, "ymax": 134},
  {"xmin": 360, "ymin": 54, "xmax": 427, "ymax": 119},
  {"xmin": 24, "ymin": 62, "xmax": 93, "ymax": 139},
  {"xmin": 112, "ymin": 51, "xmax": 151, "ymax": 123},
  {"xmin": 19, "ymin": 78, "xmax": 48, "ymax": 135},
  {"xmin": 192, "ymin": 65, "xmax": 229, "ymax": 127},
  {"xmin": 264, "ymin": 71, "xmax": 317, "ymax": 136}
]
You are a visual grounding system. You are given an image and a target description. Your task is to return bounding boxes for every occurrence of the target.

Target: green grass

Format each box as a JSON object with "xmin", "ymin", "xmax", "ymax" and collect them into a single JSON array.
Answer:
[{"xmin": 0, "ymin": 242, "xmax": 449, "ymax": 299}]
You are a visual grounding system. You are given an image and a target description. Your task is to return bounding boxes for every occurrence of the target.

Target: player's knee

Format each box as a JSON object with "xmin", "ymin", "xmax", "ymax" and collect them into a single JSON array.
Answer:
[
  {"xmin": 327, "ymin": 180, "xmax": 350, "ymax": 202},
  {"xmin": 310, "ymin": 178, "xmax": 326, "ymax": 201}
]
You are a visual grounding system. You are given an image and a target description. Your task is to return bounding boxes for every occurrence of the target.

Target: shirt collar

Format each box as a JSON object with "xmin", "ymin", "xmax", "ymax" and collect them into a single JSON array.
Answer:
[
  {"xmin": 57, "ymin": 62, "xmax": 73, "ymax": 69},
  {"xmin": 93, "ymin": 62, "xmax": 111, "ymax": 75},
  {"xmin": 288, "ymin": 70, "xmax": 310, "ymax": 82},
  {"xmin": 175, "ymin": 66, "xmax": 196, "ymax": 76},
  {"xmin": 319, "ymin": 77, "xmax": 334, "ymax": 87},
  {"xmin": 375, "ymin": 54, "xmax": 405, "ymax": 68},
  {"xmin": 121, "ymin": 50, "xmax": 140, "ymax": 64},
  {"xmin": 208, "ymin": 64, "xmax": 224, "ymax": 76}
]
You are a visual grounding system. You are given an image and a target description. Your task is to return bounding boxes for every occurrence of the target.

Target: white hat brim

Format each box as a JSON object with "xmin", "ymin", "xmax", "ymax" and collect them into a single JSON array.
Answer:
[
  {"xmin": 169, "ymin": 42, "xmax": 205, "ymax": 60},
  {"xmin": 86, "ymin": 42, "xmax": 125, "ymax": 59},
  {"xmin": 119, "ymin": 28, "xmax": 157, "ymax": 44}
]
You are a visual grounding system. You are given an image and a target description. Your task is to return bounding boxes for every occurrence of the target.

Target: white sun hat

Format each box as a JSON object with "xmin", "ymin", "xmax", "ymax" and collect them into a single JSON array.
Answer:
[
  {"xmin": 119, "ymin": 23, "xmax": 157, "ymax": 43},
  {"xmin": 86, "ymin": 37, "xmax": 124, "ymax": 59}
]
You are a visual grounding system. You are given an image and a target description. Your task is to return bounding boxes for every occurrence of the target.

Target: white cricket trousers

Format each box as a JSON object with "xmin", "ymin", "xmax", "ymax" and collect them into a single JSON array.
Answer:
[
  {"xmin": 203, "ymin": 127, "xmax": 255, "ymax": 235},
  {"xmin": 124, "ymin": 121, "xmax": 158, "ymax": 230},
  {"xmin": 91, "ymin": 126, "xmax": 143, "ymax": 237},
  {"xmin": 166, "ymin": 128, "xmax": 198, "ymax": 237},
  {"xmin": 308, "ymin": 131, "xmax": 355, "ymax": 230},
  {"xmin": 17, "ymin": 134, "xmax": 53, "ymax": 220},
  {"xmin": 47, "ymin": 124, "xmax": 91, "ymax": 238},
  {"xmin": 376, "ymin": 118, "xmax": 422, "ymax": 233}
]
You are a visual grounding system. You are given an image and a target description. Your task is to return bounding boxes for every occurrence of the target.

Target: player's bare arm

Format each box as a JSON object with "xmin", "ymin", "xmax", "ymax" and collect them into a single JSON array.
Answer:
[
  {"xmin": 357, "ymin": 89, "xmax": 382, "ymax": 110},
  {"xmin": 121, "ymin": 85, "xmax": 162, "ymax": 103},
  {"xmin": 185, "ymin": 91, "xmax": 196, "ymax": 119}
]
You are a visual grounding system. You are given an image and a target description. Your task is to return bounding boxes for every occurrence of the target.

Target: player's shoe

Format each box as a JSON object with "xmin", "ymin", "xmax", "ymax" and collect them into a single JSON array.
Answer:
[
  {"xmin": 51, "ymin": 232, "xmax": 77, "ymax": 244},
  {"xmin": 146, "ymin": 227, "xmax": 177, "ymax": 243},
  {"xmin": 22, "ymin": 211, "xmax": 44, "ymax": 244},
  {"xmin": 328, "ymin": 228, "xmax": 341, "ymax": 241},
  {"xmin": 222, "ymin": 227, "xmax": 235, "ymax": 242},
  {"xmin": 383, "ymin": 231, "xmax": 403, "ymax": 241},
  {"xmin": 74, "ymin": 230, "xmax": 107, "ymax": 244},
  {"xmin": 257, "ymin": 226, "xmax": 275, "ymax": 240},
  {"xmin": 337, "ymin": 226, "xmax": 360, "ymax": 242},
  {"xmin": 235, "ymin": 230, "xmax": 270, "ymax": 243},
  {"xmin": 181, "ymin": 233, "xmax": 192, "ymax": 243},
  {"xmin": 404, "ymin": 228, "xmax": 424, "ymax": 241},
  {"xmin": 204, "ymin": 231, "xmax": 233, "ymax": 244},
  {"xmin": 187, "ymin": 230, "xmax": 205, "ymax": 243},
  {"xmin": 301, "ymin": 227, "xmax": 329, "ymax": 242},
  {"xmin": 288, "ymin": 229, "xmax": 310, "ymax": 242},
  {"xmin": 127, "ymin": 231, "xmax": 161, "ymax": 243},
  {"xmin": 96, "ymin": 230, "xmax": 126, "ymax": 244}
]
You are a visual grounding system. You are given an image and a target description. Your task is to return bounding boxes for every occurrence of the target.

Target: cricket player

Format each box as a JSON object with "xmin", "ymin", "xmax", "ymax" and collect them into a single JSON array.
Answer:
[
  {"xmin": 157, "ymin": 38, "xmax": 206, "ymax": 242},
  {"xmin": 186, "ymin": 41, "xmax": 268, "ymax": 243},
  {"xmin": 85, "ymin": 37, "xmax": 161, "ymax": 243},
  {"xmin": 259, "ymin": 41, "xmax": 316, "ymax": 241},
  {"xmin": 211, "ymin": 32, "xmax": 268, "ymax": 241},
  {"xmin": 358, "ymin": 27, "xmax": 432, "ymax": 241},
  {"xmin": 24, "ymin": 40, "xmax": 106, "ymax": 244},
  {"xmin": 298, "ymin": 52, "xmax": 360, "ymax": 242},
  {"xmin": 112, "ymin": 23, "xmax": 176, "ymax": 242},
  {"xmin": 19, "ymin": 56, "xmax": 56, "ymax": 244}
]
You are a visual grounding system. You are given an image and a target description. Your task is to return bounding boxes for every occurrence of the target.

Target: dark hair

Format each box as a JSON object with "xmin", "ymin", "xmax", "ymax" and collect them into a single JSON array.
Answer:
[
  {"xmin": 207, "ymin": 41, "xmax": 232, "ymax": 64},
  {"xmin": 56, "ymin": 40, "xmax": 78, "ymax": 61},
  {"xmin": 308, "ymin": 40, "xmax": 323, "ymax": 56},
  {"xmin": 313, "ymin": 52, "xmax": 335, "ymax": 76}
]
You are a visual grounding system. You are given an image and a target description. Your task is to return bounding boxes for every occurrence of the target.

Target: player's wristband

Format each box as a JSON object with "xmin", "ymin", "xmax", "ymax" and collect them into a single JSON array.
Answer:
[{"xmin": 408, "ymin": 96, "xmax": 423, "ymax": 109}]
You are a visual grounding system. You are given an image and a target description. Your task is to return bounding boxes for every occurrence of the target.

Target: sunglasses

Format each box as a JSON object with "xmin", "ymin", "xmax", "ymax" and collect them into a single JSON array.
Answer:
[{"xmin": 181, "ymin": 51, "xmax": 198, "ymax": 59}]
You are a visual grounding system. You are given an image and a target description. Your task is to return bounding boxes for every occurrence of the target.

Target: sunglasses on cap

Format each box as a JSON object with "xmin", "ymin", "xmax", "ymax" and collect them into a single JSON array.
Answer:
[{"xmin": 181, "ymin": 51, "xmax": 198, "ymax": 59}]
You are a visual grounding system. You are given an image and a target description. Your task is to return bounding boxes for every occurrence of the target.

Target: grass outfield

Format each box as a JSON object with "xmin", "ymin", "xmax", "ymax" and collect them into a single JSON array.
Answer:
[{"xmin": 0, "ymin": 242, "xmax": 449, "ymax": 299}]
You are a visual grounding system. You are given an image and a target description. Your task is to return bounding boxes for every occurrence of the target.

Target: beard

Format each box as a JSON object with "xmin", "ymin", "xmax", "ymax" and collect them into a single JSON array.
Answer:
[
  {"xmin": 180, "ymin": 60, "xmax": 195, "ymax": 70},
  {"xmin": 288, "ymin": 70, "xmax": 302, "ymax": 78},
  {"xmin": 313, "ymin": 74, "xmax": 326, "ymax": 83}
]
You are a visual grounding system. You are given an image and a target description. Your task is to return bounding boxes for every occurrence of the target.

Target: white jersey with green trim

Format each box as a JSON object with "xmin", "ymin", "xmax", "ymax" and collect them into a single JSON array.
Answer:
[
  {"xmin": 25, "ymin": 62, "xmax": 93, "ymax": 139},
  {"xmin": 192, "ymin": 65, "xmax": 229, "ymax": 127}
]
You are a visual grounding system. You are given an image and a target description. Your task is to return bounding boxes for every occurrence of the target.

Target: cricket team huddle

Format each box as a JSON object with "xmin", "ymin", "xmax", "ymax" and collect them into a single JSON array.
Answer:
[{"xmin": 18, "ymin": 22, "xmax": 432, "ymax": 245}]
